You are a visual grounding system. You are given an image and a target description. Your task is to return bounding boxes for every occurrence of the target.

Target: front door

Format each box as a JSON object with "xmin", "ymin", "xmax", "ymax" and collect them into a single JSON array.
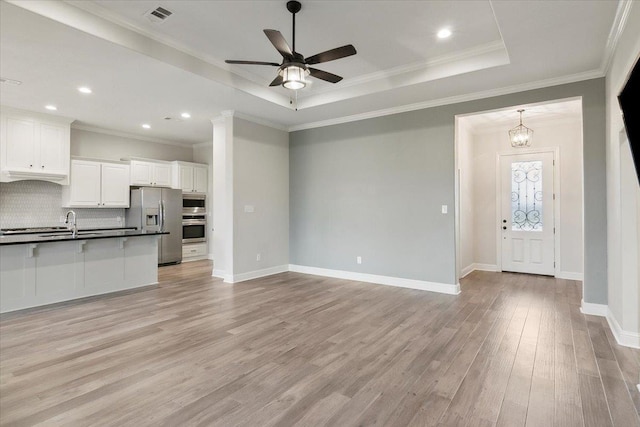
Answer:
[{"xmin": 500, "ymin": 152, "xmax": 555, "ymax": 275}]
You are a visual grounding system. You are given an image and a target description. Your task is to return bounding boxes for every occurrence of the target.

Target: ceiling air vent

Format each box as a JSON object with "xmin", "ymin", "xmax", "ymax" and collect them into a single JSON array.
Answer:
[{"xmin": 144, "ymin": 6, "xmax": 173, "ymax": 24}]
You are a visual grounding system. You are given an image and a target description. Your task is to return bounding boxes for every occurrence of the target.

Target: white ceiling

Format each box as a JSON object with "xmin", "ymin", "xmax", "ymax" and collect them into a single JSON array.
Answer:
[
  {"xmin": 460, "ymin": 98, "xmax": 583, "ymax": 133},
  {"xmin": 0, "ymin": 0, "xmax": 624, "ymax": 144}
]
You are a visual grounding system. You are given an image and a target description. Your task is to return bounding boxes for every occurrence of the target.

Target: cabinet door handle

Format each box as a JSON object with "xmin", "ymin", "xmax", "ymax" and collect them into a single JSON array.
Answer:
[
  {"xmin": 29, "ymin": 164, "xmax": 33, "ymax": 168},
  {"xmin": 41, "ymin": 165, "xmax": 44, "ymax": 168}
]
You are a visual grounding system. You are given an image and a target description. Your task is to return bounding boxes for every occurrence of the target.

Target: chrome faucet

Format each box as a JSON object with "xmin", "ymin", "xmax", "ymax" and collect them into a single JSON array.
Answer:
[{"xmin": 65, "ymin": 210, "xmax": 77, "ymax": 237}]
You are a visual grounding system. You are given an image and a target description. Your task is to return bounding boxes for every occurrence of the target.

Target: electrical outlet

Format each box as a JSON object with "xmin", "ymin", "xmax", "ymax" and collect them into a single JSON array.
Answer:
[
  {"xmin": 357, "ymin": 256, "xmax": 362, "ymax": 264},
  {"xmin": 256, "ymin": 253, "xmax": 261, "ymax": 261},
  {"xmin": 116, "ymin": 216, "xmax": 122, "ymax": 224},
  {"xmin": 59, "ymin": 216, "xmax": 65, "ymax": 223}
]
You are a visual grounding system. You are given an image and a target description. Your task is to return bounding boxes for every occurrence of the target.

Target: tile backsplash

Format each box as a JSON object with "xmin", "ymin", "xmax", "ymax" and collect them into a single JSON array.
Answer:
[{"xmin": 0, "ymin": 181, "xmax": 125, "ymax": 229}]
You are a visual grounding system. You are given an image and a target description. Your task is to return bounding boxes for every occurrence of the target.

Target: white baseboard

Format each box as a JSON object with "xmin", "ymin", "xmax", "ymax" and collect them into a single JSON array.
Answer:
[
  {"xmin": 606, "ymin": 308, "xmax": 640, "ymax": 349},
  {"xmin": 580, "ymin": 299, "xmax": 608, "ymax": 316},
  {"xmin": 580, "ymin": 300, "xmax": 640, "ymax": 349},
  {"xmin": 460, "ymin": 263, "xmax": 498, "ymax": 278},
  {"xmin": 212, "ymin": 269, "xmax": 231, "ymax": 282},
  {"xmin": 230, "ymin": 265, "xmax": 289, "ymax": 284},
  {"xmin": 557, "ymin": 271, "xmax": 584, "ymax": 281},
  {"xmin": 473, "ymin": 263, "xmax": 499, "ymax": 272},
  {"xmin": 461, "ymin": 264, "xmax": 474, "ymax": 278},
  {"xmin": 207, "ymin": 254, "xmax": 214, "ymax": 261},
  {"xmin": 289, "ymin": 264, "xmax": 460, "ymax": 295}
]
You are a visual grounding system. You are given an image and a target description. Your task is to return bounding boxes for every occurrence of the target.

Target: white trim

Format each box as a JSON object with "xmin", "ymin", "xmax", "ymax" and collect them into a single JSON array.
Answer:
[
  {"xmin": 212, "ymin": 269, "xmax": 231, "ymax": 282},
  {"xmin": 71, "ymin": 123, "xmax": 194, "ymax": 147},
  {"xmin": 461, "ymin": 264, "xmax": 474, "ymax": 279},
  {"xmin": 229, "ymin": 265, "xmax": 289, "ymax": 284},
  {"xmin": 580, "ymin": 299, "xmax": 608, "ymax": 316},
  {"xmin": 233, "ymin": 112, "xmax": 289, "ymax": 132},
  {"xmin": 556, "ymin": 271, "xmax": 584, "ymax": 281},
  {"xmin": 288, "ymin": 70, "xmax": 603, "ymax": 132},
  {"xmin": 474, "ymin": 263, "xmax": 499, "ymax": 272},
  {"xmin": 580, "ymin": 301, "xmax": 640, "ymax": 349},
  {"xmin": 461, "ymin": 263, "xmax": 499, "ymax": 278},
  {"xmin": 288, "ymin": 264, "xmax": 461, "ymax": 295},
  {"xmin": 207, "ymin": 254, "xmax": 214, "ymax": 261},
  {"xmin": 302, "ymin": 41, "xmax": 507, "ymax": 96},
  {"xmin": 600, "ymin": 0, "xmax": 634, "ymax": 74},
  {"xmin": 606, "ymin": 308, "xmax": 640, "ymax": 349}
]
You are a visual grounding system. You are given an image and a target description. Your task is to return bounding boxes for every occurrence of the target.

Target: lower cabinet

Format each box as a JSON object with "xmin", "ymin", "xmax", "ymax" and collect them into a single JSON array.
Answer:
[
  {"xmin": 63, "ymin": 159, "xmax": 130, "ymax": 208},
  {"xmin": 182, "ymin": 242, "xmax": 208, "ymax": 261}
]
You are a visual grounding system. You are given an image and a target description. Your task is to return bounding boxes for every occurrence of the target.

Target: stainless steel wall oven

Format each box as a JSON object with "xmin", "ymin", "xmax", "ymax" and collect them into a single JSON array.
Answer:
[{"xmin": 183, "ymin": 193, "xmax": 206, "ymax": 214}]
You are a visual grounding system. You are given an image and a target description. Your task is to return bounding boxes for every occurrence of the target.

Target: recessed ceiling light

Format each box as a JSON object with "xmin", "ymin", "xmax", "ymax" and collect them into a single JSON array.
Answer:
[
  {"xmin": 181, "ymin": 112, "xmax": 191, "ymax": 119},
  {"xmin": 45, "ymin": 105, "xmax": 57, "ymax": 111},
  {"xmin": 437, "ymin": 28, "xmax": 452, "ymax": 39},
  {"xmin": 142, "ymin": 124, "xmax": 151, "ymax": 129},
  {"xmin": 78, "ymin": 86, "xmax": 92, "ymax": 94}
]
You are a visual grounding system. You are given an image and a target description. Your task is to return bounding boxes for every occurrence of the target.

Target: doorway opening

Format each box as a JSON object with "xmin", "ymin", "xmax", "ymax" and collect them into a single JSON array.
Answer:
[{"xmin": 454, "ymin": 98, "xmax": 584, "ymax": 282}]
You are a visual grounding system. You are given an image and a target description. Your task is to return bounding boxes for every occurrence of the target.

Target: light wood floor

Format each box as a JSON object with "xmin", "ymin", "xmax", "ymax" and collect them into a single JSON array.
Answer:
[{"xmin": 1, "ymin": 260, "xmax": 639, "ymax": 426}]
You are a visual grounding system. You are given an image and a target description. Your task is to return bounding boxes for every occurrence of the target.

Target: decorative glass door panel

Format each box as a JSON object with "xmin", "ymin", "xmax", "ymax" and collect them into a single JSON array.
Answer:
[
  {"xmin": 511, "ymin": 161, "xmax": 543, "ymax": 231},
  {"xmin": 501, "ymin": 152, "xmax": 555, "ymax": 276}
]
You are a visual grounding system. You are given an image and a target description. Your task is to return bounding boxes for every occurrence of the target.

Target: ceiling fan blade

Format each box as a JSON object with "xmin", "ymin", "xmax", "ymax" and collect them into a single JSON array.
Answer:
[
  {"xmin": 308, "ymin": 68, "xmax": 343, "ymax": 84},
  {"xmin": 225, "ymin": 60, "xmax": 280, "ymax": 66},
  {"xmin": 264, "ymin": 29, "xmax": 293, "ymax": 59},
  {"xmin": 269, "ymin": 75, "xmax": 284, "ymax": 86},
  {"xmin": 305, "ymin": 45, "xmax": 357, "ymax": 65}
]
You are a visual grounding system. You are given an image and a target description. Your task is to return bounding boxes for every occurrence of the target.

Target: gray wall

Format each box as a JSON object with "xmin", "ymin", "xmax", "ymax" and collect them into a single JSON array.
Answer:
[
  {"xmin": 290, "ymin": 78, "xmax": 607, "ymax": 303},
  {"xmin": 233, "ymin": 118, "xmax": 289, "ymax": 275}
]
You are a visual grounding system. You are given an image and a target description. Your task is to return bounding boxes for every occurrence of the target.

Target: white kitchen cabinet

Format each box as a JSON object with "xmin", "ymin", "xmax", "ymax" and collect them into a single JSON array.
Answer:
[
  {"xmin": 130, "ymin": 160, "xmax": 172, "ymax": 187},
  {"xmin": 63, "ymin": 159, "xmax": 130, "ymax": 208},
  {"xmin": 182, "ymin": 242, "xmax": 208, "ymax": 261},
  {"xmin": 172, "ymin": 161, "xmax": 208, "ymax": 193},
  {"xmin": 0, "ymin": 108, "xmax": 73, "ymax": 184},
  {"xmin": 193, "ymin": 165, "xmax": 208, "ymax": 193}
]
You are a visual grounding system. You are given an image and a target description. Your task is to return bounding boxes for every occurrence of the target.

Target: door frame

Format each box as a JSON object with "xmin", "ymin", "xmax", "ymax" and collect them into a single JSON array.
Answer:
[{"xmin": 495, "ymin": 147, "xmax": 561, "ymax": 276}]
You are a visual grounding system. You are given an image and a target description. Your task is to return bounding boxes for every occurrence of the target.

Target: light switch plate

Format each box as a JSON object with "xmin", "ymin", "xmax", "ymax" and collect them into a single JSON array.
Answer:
[
  {"xmin": 244, "ymin": 205, "xmax": 255, "ymax": 213},
  {"xmin": 441, "ymin": 205, "xmax": 448, "ymax": 214}
]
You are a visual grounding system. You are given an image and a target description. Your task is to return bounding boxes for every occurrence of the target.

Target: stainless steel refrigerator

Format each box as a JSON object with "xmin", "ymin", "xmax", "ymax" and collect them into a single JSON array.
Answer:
[{"xmin": 126, "ymin": 187, "xmax": 182, "ymax": 265}]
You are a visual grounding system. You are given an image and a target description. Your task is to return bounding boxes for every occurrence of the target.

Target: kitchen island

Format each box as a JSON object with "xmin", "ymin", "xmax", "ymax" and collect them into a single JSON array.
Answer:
[{"xmin": 0, "ymin": 229, "xmax": 167, "ymax": 313}]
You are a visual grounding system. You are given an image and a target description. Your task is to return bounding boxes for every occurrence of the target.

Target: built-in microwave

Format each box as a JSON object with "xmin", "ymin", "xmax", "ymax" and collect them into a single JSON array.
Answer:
[
  {"xmin": 183, "ymin": 193, "xmax": 206, "ymax": 214},
  {"xmin": 182, "ymin": 213, "xmax": 206, "ymax": 243}
]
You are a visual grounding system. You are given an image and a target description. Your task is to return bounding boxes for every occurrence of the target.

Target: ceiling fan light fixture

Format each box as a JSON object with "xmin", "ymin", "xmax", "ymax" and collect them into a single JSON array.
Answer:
[
  {"xmin": 281, "ymin": 65, "xmax": 309, "ymax": 90},
  {"xmin": 509, "ymin": 109, "xmax": 533, "ymax": 147}
]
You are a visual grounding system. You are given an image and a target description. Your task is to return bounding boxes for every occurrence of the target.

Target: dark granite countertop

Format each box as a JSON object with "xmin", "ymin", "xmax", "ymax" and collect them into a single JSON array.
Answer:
[{"xmin": 0, "ymin": 229, "xmax": 168, "ymax": 246}]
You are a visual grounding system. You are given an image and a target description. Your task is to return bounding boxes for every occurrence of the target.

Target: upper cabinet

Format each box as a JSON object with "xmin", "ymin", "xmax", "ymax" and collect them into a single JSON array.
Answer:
[
  {"xmin": 62, "ymin": 159, "xmax": 130, "ymax": 208},
  {"xmin": 172, "ymin": 161, "xmax": 208, "ymax": 193},
  {"xmin": 129, "ymin": 159, "xmax": 172, "ymax": 187},
  {"xmin": 0, "ymin": 108, "xmax": 73, "ymax": 184}
]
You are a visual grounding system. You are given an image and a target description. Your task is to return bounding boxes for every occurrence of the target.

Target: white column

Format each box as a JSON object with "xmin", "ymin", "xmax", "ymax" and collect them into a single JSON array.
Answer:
[{"xmin": 211, "ymin": 111, "xmax": 235, "ymax": 281}]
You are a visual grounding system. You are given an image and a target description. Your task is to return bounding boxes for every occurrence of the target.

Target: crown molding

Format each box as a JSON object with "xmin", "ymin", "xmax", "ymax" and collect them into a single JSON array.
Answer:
[
  {"xmin": 288, "ymin": 69, "xmax": 603, "ymax": 132},
  {"xmin": 301, "ymin": 41, "xmax": 507, "ymax": 98},
  {"xmin": 233, "ymin": 112, "xmax": 289, "ymax": 132},
  {"xmin": 600, "ymin": 0, "xmax": 634, "ymax": 75},
  {"xmin": 295, "ymin": 41, "xmax": 510, "ymax": 110},
  {"xmin": 71, "ymin": 123, "xmax": 194, "ymax": 148}
]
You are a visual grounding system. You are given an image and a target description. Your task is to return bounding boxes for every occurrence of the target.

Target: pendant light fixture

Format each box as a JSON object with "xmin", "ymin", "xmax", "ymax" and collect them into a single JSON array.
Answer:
[{"xmin": 509, "ymin": 109, "xmax": 533, "ymax": 147}]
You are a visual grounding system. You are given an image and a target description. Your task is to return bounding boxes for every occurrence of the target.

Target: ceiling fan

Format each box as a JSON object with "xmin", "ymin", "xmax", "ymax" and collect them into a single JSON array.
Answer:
[{"xmin": 225, "ymin": 1, "xmax": 357, "ymax": 90}]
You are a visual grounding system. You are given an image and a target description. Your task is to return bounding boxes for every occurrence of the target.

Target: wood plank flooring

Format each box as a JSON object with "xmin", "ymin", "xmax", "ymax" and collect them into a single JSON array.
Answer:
[{"xmin": 1, "ymin": 261, "xmax": 638, "ymax": 426}]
